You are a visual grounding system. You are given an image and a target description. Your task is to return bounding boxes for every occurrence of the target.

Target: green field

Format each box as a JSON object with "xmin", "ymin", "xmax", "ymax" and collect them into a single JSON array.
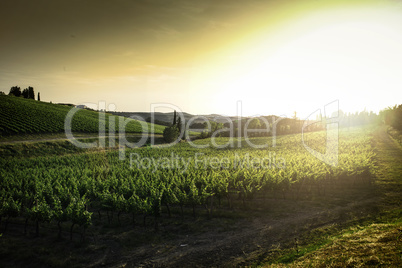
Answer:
[
  {"xmin": 0, "ymin": 127, "xmax": 374, "ymax": 235},
  {"xmin": 0, "ymin": 121, "xmax": 400, "ymax": 266},
  {"xmin": 0, "ymin": 95, "xmax": 165, "ymax": 136}
]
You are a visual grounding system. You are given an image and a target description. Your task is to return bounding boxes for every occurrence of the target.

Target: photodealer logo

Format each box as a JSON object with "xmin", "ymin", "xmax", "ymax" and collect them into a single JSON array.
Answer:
[
  {"xmin": 302, "ymin": 100, "xmax": 339, "ymax": 167},
  {"xmin": 64, "ymin": 100, "xmax": 286, "ymax": 160},
  {"xmin": 63, "ymin": 100, "xmax": 336, "ymax": 167},
  {"xmin": 64, "ymin": 101, "xmax": 150, "ymax": 160}
]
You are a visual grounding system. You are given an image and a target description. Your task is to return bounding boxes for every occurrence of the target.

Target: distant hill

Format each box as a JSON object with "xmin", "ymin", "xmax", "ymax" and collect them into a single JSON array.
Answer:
[
  {"xmin": 110, "ymin": 111, "xmax": 196, "ymax": 125},
  {"xmin": 0, "ymin": 95, "xmax": 165, "ymax": 136},
  {"xmin": 109, "ymin": 111, "xmax": 259, "ymax": 125}
]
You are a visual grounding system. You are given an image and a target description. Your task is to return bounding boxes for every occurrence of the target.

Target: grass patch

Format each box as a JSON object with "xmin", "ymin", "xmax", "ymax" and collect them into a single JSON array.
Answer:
[
  {"xmin": 260, "ymin": 208, "xmax": 402, "ymax": 267},
  {"xmin": 387, "ymin": 127, "xmax": 402, "ymax": 147},
  {"xmin": 274, "ymin": 238, "xmax": 331, "ymax": 264}
]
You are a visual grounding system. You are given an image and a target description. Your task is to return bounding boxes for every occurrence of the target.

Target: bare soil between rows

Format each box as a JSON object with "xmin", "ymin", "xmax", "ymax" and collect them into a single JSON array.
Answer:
[{"xmin": 106, "ymin": 194, "xmax": 380, "ymax": 267}]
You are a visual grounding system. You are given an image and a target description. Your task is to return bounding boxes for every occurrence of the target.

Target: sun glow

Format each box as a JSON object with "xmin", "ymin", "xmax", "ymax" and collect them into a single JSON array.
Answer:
[
  {"xmin": 193, "ymin": 6, "xmax": 402, "ymax": 117},
  {"xmin": 2, "ymin": 1, "xmax": 402, "ymax": 116}
]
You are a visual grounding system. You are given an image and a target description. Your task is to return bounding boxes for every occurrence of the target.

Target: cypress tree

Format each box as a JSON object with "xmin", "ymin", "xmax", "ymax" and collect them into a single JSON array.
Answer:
[
  {"xmin": 177, "ymin": 116, "xmax": 182, "ymax": 133},
  {"xmin": 28, "ymin": 86, "xmax": 35, "ymax": 100},
  {"xmin": 22, "ymin": 88, "xmax": 29, "ymax": 98},
  {"xmin": 173, "ymin": 110, "xmax": 177, "ymax": 126}
]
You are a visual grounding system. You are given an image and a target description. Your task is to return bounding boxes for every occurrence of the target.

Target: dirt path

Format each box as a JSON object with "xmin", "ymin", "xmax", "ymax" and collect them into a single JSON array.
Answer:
[
  {"xmin": 92, "ymin": 126, "xmax": 401, "ymax": 267},
  {"xmin": 371, "ymin": 126, "xmax": 402, "ymax": 209}
]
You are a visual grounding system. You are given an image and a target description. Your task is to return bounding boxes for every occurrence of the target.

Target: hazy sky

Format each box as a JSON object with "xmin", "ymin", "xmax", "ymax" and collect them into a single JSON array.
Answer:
[{"xmin": 1, "ymin": 0, "xmax": 402, "ymax": 118}]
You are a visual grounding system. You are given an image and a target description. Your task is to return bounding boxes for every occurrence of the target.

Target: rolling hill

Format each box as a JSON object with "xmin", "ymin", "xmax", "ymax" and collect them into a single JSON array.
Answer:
[
  {"xmin": 109, "ymin": 111, "xmax": 271, "ymax": 125},
  {"xmin": 0, "ymin": 95, "xmax": 165, "ymax": 136}
]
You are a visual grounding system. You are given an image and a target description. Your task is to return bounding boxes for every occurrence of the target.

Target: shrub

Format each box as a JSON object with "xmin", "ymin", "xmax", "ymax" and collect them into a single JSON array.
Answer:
[{"xmin": 163, "ymin": 126, "xmax": 179, "ymax": 143}]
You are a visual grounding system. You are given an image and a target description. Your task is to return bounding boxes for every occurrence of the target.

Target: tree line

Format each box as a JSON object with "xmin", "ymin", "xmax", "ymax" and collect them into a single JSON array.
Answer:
[
  {"xmin": 4, "ymin": 86, "xmax": 40, "ymax": 101},
  {"xmin": 380, "ymin": 104, "xmax": 402, "ymax": 131}
]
